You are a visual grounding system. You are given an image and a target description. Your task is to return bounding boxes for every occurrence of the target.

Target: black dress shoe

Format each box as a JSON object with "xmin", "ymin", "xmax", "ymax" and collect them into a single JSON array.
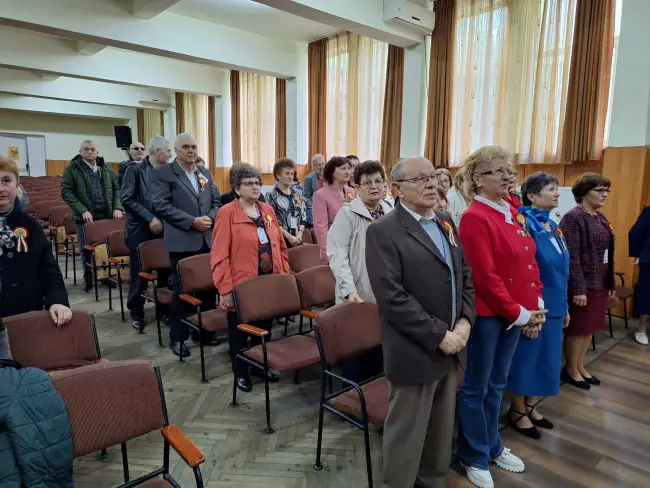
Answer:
[
  {"xmin": 251, "ymin": 368, "xmax": 280, "ymax": 382},
  {"xmin": 171, "ymin": 342, "xmax": 190, "ymax": 358},
  {"xmin": 191, "ymin": 331, "xmax": 220, "ymax": 346},
  {"xmin": 562, "ymin": 367, "xmax": 590, "ymax": 390},
  {"xmin": 508, "ymin": 409, "xmax": 541, "ymax": 439},
  {"xmin": 525, "ymin": 403, "xmax": 554, "ymax": 429},
  {"xmin": 584, "ymin": 375, "xmax": 601, "ymax": 386},
  {"xmin": 237, "ymin": 376, "xmax": 252, "ymax": 392}
]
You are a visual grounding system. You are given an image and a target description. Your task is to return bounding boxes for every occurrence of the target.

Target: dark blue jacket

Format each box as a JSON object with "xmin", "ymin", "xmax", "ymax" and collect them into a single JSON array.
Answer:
[
  {"xmin": 526, "ymin": 219, "xmax": 570, "ymax": 318},
  {"xmin": 629, "ymin": 206, "xmax": 650, "ymax": 264}
]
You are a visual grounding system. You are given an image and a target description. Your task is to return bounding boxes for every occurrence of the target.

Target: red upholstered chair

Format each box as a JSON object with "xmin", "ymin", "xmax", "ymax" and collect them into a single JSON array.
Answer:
[
  {"xmin": 83, "ymin": 218, "xmax": 126, "ymax": 302},
  {"xmin": 48, "ymin": 204, "xmax": 71, "ymax": 263},
  {"xmin": 137, "ymin": 238, "xmax": 173, "ymax": 345},
  {"xmin": 312, "ymin": 301, "xmax": 386, "ymax": 488},
  {"xmin": 295, "ymin": 264, "xmax": 336, "ymax": 336},
  {"xmin": 231, "ymin": 274, "xmax": 321, "ymax": 433},
  {"xmin": 51, "ymin": 361, "xmax": 206, "ymax": 487},
  {"xmin": 177, "ymin": 253, "xmax": 228, "ymax": 381},
  {"xmin": 288, "ymin": 244, "xmax": 323, "ymax": 272},
  {"xmin": 63, "ymin": 214, "xmax": 78, "ymax": 284}
]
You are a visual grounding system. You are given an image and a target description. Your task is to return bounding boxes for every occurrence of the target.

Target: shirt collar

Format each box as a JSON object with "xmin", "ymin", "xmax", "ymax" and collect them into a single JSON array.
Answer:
[
  {"xmin": 474, "ymin": 195, "xmax": 513, "ymax": 223},
  {"xmin": 401, "ymin": 202, "xmax": 437, "ymax": 223}
]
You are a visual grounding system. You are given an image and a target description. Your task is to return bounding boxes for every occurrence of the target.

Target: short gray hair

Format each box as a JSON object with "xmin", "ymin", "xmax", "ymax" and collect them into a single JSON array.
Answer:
[
  {"xmin": 174, "ymin": 132, "xmax": 196, "ymax": 149},
  {"xmin": 80, "ymin": 140, "xmax": 96, "ymax": 149},
  {"xmin": 230, "ymin": 163, "xmax": 262, "ymax": 192},
  {"xmin": 148, "ymin": 136, "xmax": 170, "ymax": 154},
  {"xmin": 311, "ymin": 154, "xmax": 325, "ymax": 164},
  {"xmin": 391, "ymin": 159, "xmax": 407, "ymax": 182}
]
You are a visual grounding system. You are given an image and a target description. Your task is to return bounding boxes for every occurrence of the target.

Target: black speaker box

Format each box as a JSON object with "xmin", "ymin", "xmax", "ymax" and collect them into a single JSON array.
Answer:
[{"xmin": 114, "ymin": 126, "xmax": 133, "ymax": 149}]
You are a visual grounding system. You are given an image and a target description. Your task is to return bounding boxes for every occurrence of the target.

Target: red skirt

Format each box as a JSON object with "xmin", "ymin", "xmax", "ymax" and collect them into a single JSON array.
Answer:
[{"xmin": 566, "ymin": 265, "xmax": 610, "ymax": 337}]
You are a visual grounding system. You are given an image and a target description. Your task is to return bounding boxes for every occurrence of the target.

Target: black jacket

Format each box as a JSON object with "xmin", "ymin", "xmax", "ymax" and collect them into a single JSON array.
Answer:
[
  {"xmin": 630, "ymin": 206, "xmax": 650, "ymax": 265},
  {"xmin": 121, "ymin": 157, "xmax": 160, "ymax": 250},
  {"xmin": 117, "ymin": 160, "xmax": 133, "ymax": 187},
  {"xmin": 0, "ymin": 206, "xmax": 69, "ymax": 318}
]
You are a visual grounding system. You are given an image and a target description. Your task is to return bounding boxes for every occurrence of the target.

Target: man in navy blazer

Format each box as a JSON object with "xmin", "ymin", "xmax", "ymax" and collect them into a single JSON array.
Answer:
[{"xmin": 152, "ymin": 133, "xmax": 222, "ymax": 357}]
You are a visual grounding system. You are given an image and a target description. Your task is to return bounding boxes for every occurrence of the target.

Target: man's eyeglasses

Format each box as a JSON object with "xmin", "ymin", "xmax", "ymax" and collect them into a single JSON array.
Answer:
[
  {"xmin": 395, "ymin": 174, "xmax": 437, "ymax": 186},
  {"xmin": 241, "ymin": 181, "xmax": 261, "ymax": 188},
  {"xmin": 359, "ymin": 178, "xmax": 385, "ymax": 188}
]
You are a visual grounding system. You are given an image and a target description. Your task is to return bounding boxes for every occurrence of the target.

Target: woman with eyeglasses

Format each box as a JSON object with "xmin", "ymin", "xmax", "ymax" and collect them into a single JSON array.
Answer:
[
  {"xmin": 435, "ymin": 168, "xmax": 453, "ymax": 196},
  {"xmin": 211, "ymin": 163, "xmax": 291, "ymax": 393},
  {"xmin": 457, "ymin": 145, "xmax": 546, "ymax": 487},
  {"xmin": 313, "ymin": 156, "xmax": 355, "ymax": 262},
  {"xmin": 559, "ymin": 173, "xmax": 615, "ymax": 390}
]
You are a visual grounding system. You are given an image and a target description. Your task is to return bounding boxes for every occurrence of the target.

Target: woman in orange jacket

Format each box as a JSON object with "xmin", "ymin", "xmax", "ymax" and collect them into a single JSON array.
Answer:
[{"xmin": 211, "ymin": 163, "xmax": 291, "ymax": 393}]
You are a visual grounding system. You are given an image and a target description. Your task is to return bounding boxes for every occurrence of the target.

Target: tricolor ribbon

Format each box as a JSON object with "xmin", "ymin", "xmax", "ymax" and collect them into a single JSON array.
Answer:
[
  {"xmin": 14, "ymin": 227, "xmax": 28, "ymax": 253},
  {"xmin": 441, "ymin": 220, "xmax": 458, "ymax": 247}
]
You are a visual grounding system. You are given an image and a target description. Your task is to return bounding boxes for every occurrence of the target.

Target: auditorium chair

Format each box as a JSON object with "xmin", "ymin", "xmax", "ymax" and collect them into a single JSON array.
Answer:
[
  {"xmin": 288, "ymin": 243, "xmax": 323, "ymax": 272},
  {"xmin": 51, "ymin": 361, "xmax": 206, "ymax": 487},
  {"xmin": 47, "ymin": 204, "xmax": 71, "ymax": 262},
  {"xmin": 295, "ymin": 264, "xmax": 336, "ymax": 335},
  {"xmin": 609, "ymin": 272, "xmax": 634, "ymax": 332},
  {"xmin": 35, "ymin": 199, "xmax": 65, "ymax": 228},
  {"xmin": 312, "ymin": 302, "xmax": 387, "ymax": 488},
  {"xmin": 231, "ymin": 274, "xmax": 321, "ymax": 434},
  {"xmin": 63, "ymin": 214, "xmax": 78, "ymax": 285},
  {"xmin": 82, "ymin": 218, "xmax": 126, "ymax": 301},
  {"xmin": 177, "ymin": 253, "xmax": 228, "ymax": 381},
  {"xmin": 137, "ymin": 238, "xmax": 173, "ymax": 345},
  {"xmin": 106, "ymin": 229, "xmax": 131, "ymax": 322}
]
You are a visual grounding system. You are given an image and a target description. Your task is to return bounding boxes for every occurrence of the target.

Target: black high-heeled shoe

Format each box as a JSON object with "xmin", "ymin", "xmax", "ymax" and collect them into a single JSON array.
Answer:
[
  {"xmin": 562, "ymin": 367, "xmax": 591, "ymax": 390},
  {"xmin": 583, "ymin": 374, "xmax": 601, "ymax": 385},
  {"xmin": 508, "ymin": 409, "xmax": 541, "ymax": 439},
  {"xmin": 525, "ymin": 403, "xmax": 554, "ymax": 430}
]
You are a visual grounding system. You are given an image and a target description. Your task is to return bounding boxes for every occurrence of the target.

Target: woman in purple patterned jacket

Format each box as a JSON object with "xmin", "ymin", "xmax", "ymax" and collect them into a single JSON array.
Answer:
[{"xmin": 559, "ymin": 173, "xmax": 615, "ymax": 390}]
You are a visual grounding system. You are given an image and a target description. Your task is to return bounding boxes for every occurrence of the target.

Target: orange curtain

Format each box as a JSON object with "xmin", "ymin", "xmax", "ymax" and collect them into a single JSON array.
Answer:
[
  {"xmin": 308, "ymin": 39, "xmax": 327, "ymax": 166},
  {"xmin": 562, "ymin": 0, "xmax": 615, "ymax": 162},
  {"xmin": 276, "ymin": 78, "xmax": 287, "ymax": 160},
  {"xmin": 136, "ymin": 109, "xmax": 145, "ymax": 144},
  {"xmin": 175, "ymin": 92, "xmax": 185, "ymax": 134},
  {"xmin": 380, "ymin": 45, "xmax": 404, "ymax": 171},
  {"xmin": 424, "ymin": 0, "xmax": 455, "ymax": 167},
  {"xmin": 208, "ymin": 96, "xmax": 216, "ymax": 170},
  {"xmin": 230, "ymin": 71, "xmax": 242, "ymax": 163}
]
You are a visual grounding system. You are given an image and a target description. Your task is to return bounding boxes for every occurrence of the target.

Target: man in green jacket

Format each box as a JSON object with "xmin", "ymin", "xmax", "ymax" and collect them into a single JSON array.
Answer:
[{"xmin": 61, "ymin": 140, "xmax": 123, "ymax": 289}]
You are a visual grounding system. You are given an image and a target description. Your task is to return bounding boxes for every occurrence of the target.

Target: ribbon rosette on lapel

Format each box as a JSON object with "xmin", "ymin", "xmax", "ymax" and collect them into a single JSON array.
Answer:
[
  {"xmin": 265, "ymin": 214, "xmax": 273, "ymax": 229},
  {"xmin": 14, "ymin": 227, "xmax": 29, "ymax": 253},
  {"xmin": 515, "ymin": 213, "xmax": 529, "ymax": 237},
  {"xmin": 345, "ymin": 191, "xmax": 354, "ymax": 203},
  {"xmin": 441, "ymin": 220, "xmax": 458, "ymax": 247},
  {"xmin": 555, "ymin": 227, "xmax": 568, "ymax": 250},
  {"xmin": 197, "ymin": 172, "xmax": 207, "ymax": 193}
]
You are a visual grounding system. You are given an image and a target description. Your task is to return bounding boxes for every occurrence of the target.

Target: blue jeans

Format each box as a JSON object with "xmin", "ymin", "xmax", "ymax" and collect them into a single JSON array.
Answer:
[{"xmin": 457, "ymin": 316, "xmax": 520, "ymax": 469}]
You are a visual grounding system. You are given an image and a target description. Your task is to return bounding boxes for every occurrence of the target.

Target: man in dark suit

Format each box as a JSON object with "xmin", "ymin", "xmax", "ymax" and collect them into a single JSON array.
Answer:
[
  {"xmin": 152, "ymin": 133, "xmax": 222, "ymax": 357},
  {"xmin": 117, "ymin": 141, "xmax": 147, "ymax": 187},
  {"xmin": 366, "ymin": 157, "xmax": 476, "ymax": 488},
  {"xmin": 121, "ymin": 136, "xmax": 172, "ymax": 332},
  {"xmin": 302, "ymin": 154, "xmax": 325, "ymax": 226}
]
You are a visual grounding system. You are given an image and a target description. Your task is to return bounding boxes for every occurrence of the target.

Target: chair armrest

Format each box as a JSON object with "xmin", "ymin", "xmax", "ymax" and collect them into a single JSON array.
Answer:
[
  {"xmin": 83, "ymin": 244, "xmax": 96, "ymax": 252},
  {"xmin": 161, "ymin": 425, "xmax": 205, "ymax": 468},
  {"xmin": 300, "ymin": 309, "xmax": 318, "ymax": 320},
  {"xmin": 615, "ymin": 271, "xmax": 625, "ymax": 277},
  {"xmin": 180, "ymin": 293, "xmax": 202, "ymax": 306},
  {"xmin": 238, "ymin": 324, "xmax": 269, "ymax": 337},
  {"xmin": 138, "ymin": 272, "xmax": 157, "ymax": 281},
  {"xmin": 107, "ymin": 257, "xmax": 123, "ymax": 265},
  {"xmin": 95, "ymin": 358, "xmax": 110, "ymax": 365}
]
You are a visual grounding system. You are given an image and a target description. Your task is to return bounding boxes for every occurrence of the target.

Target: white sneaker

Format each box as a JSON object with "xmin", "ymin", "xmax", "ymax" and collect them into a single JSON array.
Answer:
[
  {"xmin": 493, "ymin": 447, "xmax": 525, "ymax": 473},
  {"xmin": 462, "ymin": 464, "xmax": 494, "ymax": 488},
  {"xmin": 635, "ymin": 332, "xmax": 649, "ymax": 345}
]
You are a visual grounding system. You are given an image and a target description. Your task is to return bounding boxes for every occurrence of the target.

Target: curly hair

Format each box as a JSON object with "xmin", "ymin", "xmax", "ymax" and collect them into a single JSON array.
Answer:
[
  {"xmin": 353, "ymin": 160, "xmax": 385, "ymax": 185},
  {"xmin": 463, "ymin": 145, "xmax": 513, "ymax": 196},
  {"xmin": 230, "ymin": 163, "xmax": 262, "ymax": 192},
  {"xmin": 273, "ymin": 158, "xmax": 296, "ymax": 179}
]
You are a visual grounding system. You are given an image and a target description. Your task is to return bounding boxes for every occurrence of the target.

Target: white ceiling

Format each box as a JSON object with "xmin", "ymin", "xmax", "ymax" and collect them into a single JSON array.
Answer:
[{"xmin": 170, "ymin": 0, "xmax": 338, "ymax": 43}]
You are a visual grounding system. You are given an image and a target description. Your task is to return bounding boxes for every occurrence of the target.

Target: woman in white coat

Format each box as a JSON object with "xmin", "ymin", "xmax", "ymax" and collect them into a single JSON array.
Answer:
[
  {"xmin": 447, "ymin": 167, "xmax": 473, "ymax": 227},
  {"xmin": 327, "ymin": 160, "xmax": 393, "ymax": 380}
]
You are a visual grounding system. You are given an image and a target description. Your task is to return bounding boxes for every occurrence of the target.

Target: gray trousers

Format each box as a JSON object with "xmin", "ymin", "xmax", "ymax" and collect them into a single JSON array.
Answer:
[{"xmin": 383, "ymin": 365, "xmax": 457, "ymax": 488}]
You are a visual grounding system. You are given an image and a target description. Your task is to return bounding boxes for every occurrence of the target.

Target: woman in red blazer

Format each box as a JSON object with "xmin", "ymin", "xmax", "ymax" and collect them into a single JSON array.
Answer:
[
  {"xmin": 211, "ymin": 163, "xmax": 291, "ymax": 393},
  {"xmin": 456, "ymin": 146, "xmax": 547, "ymax": 488}
]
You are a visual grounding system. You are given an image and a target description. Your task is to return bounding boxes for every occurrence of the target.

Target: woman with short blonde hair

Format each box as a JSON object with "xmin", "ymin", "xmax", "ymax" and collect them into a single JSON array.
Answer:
[{"xmin": 447, "ymin": 167, "xmax": 472, "ymax": 226}]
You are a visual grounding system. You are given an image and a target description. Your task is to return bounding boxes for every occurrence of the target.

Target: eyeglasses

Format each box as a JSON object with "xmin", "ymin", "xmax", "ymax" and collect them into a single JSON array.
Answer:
[
  {"xmin": 241, "ymin": 181, "xmax": 261, "ymax": 188},
  {"xmin": 592, "ymin": 188, "xmax": 611, "ymax": 195},
  {"xmin": 359, "ymin": 178, "xmax": 385, "ymax": 188},
  {"xmin": 132, "ymin": 147, "xmax": 146, "ymax": 151},
  {"xmin": 477, "ymin": 167, "xmax": 510, "ymax": 177},
  {"xmin": 395, "ymin": 174, "xmax": 437, "ymax": 186}
]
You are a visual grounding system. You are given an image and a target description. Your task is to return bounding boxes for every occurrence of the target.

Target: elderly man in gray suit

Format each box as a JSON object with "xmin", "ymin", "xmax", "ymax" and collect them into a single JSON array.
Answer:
[
  {"xmin": 366, "ymin": 157, "xmax": 476, "ymax": 488},
  {"xmin": 302, "ymin": 153, "xmax": 326, "ymax": 226},
  {"xmin": 152, "ymin": 133, "xmax": 222, "ymax": 358}
]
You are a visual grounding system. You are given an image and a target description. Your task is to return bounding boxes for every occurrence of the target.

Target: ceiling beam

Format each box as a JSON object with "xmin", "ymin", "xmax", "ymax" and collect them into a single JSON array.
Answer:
[
  {"xmin": 127, "ymin": 0, "xmax": 183, "ymax": 19},
  {"xmin": 0, "ymin": 28, "xmax": 228, "ymax": 95},
  {"xmin": 0, "ymin": 93, "xmax": 136, "ymax": 120},
  {"xmin": 0, "ymin": 68, "xmax": 170, "ymax": 108},
  {"xmin": 0, "ymin": 0, "xmax": 299, "ymax": 77},
  {"xmin": 252, "ymin": 0, "xmax": 424, "ymax": 47}
]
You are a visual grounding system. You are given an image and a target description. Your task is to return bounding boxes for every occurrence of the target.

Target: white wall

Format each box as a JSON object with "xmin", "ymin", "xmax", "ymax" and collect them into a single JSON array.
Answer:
[{"xmin": 0, "ymin": 109, "xmax": 132, "ymax": 162}]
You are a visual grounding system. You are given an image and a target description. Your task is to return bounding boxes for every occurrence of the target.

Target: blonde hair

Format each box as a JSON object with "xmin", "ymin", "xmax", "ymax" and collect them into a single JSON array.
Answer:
[
  {"xmin": 463, "ymin": 145, "xmax": 512, "ymax": 196},
  {"xmin": 0, "ymin": 156, "xmax": 19, "ymax": 182},
  {"xmin": 454, "ymin": 167, "xmax": 466, "ymax": 188}
]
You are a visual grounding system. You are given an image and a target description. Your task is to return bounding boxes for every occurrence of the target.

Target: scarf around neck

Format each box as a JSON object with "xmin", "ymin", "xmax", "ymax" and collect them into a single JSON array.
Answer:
[{"xmin": 518, "ymin": 205, "xmax": 551, "ymax": 235}]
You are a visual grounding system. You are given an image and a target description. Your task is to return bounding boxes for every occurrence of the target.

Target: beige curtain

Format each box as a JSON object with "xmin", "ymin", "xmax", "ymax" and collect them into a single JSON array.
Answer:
[
  {"xmin": 175, "ymin": 92, "xmax": 185, "ymax": 134},
  {"xmin": 308, "ymin": 39, "xmax": 328, "ymax": 164},
  {"xmin": 141, "ymin": 109, "xmax": 164, "ymax": 147},
  {"xmin": 380, "ymin": 45, "xmax": 404, "ymax": 171},
  {"xmin": 326, "ymin": 32, "xmax": 388, "ymax": 160},
  {"xmin": 182, "ymin": 93, "xmax": 210, "ymax": 162},
  {"xmin": 450, "ymin": 0, "xmax": 577, "ymax": 165},
  {"xmin": 230, "ymin": 71, "xmax": 242, "ymax": 163},
  {"xmin": 240, "ymin": 71, "xmax": 276, "ymax": 173},
  {"xmin": 276, "ymin": 79, "xmax": 287, "ymax": 160},
  {"xmin": 562, "ymin": 0, "xmax": 614, "ymax": 161},
  {"xmin": 208, "ymin": 96, "xmax": 216, "ymax": 170}
]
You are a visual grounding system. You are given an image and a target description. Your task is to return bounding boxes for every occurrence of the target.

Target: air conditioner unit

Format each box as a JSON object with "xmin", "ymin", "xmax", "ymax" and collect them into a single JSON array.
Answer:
[
  {"xmin": 137, "ymin": 91, "xmax": 170, "ymax": 106},
  {"xmin": 384, "ymin": 0, "xmax": 435, "ymax": 35}
]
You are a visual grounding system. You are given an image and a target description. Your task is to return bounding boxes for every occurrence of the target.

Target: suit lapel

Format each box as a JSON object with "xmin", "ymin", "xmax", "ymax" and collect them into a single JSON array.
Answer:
[
  {"xmin": 197, "ymin": 167, "xmax": 211, "ymax": 207},
  {"xmin": 172, "ymin": 160, "xmax": 199, "ymax": 198},
  {"xmin": 398, "ymin": 205, "xmax": 447, "ymax": 266}
]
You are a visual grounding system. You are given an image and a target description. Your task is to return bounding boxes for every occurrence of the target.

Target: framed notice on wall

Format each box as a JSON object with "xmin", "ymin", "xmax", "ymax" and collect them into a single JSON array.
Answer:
[{"xmin": 8, "ymin": 146, "xmax": 19, "ymax": 161}]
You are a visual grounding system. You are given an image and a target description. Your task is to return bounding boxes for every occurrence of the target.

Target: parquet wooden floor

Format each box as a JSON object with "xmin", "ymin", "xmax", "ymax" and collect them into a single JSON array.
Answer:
[{"xmin": 62, "ymin": 260, "xmax": 650, "ymax": 488}]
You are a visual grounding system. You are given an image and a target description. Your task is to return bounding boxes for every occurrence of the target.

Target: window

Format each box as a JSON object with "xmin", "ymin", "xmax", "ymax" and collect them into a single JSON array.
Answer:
[
  {"xmin": 239, "ymin": 72, "xmax": 276, "ymax": 173},
  {"xmin": 603, "ymin": 0, "xmax": 623, "ymax": 147},
  {"xmin": 326, "ymin": 32, "xmax": 388, "ymax": 160}
]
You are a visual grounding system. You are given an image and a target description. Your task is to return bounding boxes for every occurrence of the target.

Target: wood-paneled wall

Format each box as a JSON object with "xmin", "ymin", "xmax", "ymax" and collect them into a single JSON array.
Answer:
[{"xmin": 211, "ymin": 164, "xmax": 309, "ymax": 193}]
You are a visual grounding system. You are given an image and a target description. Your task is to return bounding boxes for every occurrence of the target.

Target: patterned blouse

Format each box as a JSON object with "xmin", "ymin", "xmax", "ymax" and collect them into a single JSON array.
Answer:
[{"xmin": 266, "ymin": 186, "xmax": 307, "ymax": 236}]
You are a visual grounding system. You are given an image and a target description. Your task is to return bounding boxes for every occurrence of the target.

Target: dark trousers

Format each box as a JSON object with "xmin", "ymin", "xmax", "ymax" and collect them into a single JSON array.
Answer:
[
  {"xmin": 127, "ymin": 247, "xmax": 171, "ymax": 322},
  {"xmin": 76, "ymin": 223, "xmax": 91, "ymax": 286},
  {"xmin": 340, "ymin": 346, "xmax": 384, "ymax": 384},
  {"xmin": 169, "ymin": 246, "xmax": 216, "ymax": 343},
  {"xmin": 227, "ymin": 311, "xmax": 272, "ymax": 377}
]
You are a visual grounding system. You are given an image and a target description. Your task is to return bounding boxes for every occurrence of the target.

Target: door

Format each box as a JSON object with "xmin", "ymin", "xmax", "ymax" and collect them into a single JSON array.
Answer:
[{"xmin": 0, "ymin": 134, "xmax": 29, "ymax": 175}]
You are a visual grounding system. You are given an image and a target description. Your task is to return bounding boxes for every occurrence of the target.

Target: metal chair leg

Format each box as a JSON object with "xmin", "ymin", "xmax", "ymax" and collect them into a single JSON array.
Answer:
[
  {"xmin": 263, "ymin": 371, "xmax": 274, "ymax": 434},
  {"xmin": 108, "ymin": 263, "xmax": 113, "ymax": 311},
  {"xmin": 592, "ymin": 335, "xmax": 596, "ymax": 351},
  {"xmin": 117, "ymin": 269, "xmax": 125, "ymax": 322},
  {"xmin": 362, "ymin": 419, "xmax": 374, "ymax": 488},
  {"xmin": 199, "ymin": 328, "xmax": 208, "ymax": 384},
  {"xmin": 608, "ymin": 309, "xmax": 613, "ymax": 338},
  {"xmin": 230, "ymin": 359, "xmax": 239, "ymax": 408},
  {"xmin": 624, "ymin": 299, "xmax": 629, "ymax": 329}
]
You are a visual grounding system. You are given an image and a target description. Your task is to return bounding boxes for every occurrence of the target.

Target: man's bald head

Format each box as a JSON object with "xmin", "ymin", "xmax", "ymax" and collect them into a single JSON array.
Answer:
[
  {"xmin": 79, "ymin": 140, "xmax": 98, "ymax": 163},
  {"xmin": 174, "ymin": 133, "xmax": 198, "ymax": 166}
]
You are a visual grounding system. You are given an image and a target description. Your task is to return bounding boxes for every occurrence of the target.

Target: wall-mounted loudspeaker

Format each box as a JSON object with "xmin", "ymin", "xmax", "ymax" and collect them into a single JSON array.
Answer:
[{"xmin": 114, "ymin": 126, "xmax": 133, "ymax": 150}]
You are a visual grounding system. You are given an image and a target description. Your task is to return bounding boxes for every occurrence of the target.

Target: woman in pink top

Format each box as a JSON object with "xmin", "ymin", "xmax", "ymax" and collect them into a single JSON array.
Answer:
[{"xmin": 313, "ymin": 156, "xmax": 356, "ymax": 261}]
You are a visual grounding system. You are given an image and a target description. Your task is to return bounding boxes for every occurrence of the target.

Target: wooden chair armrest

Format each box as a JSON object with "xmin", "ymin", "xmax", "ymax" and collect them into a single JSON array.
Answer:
[
  {"xmin": 180, "ymin": 293, "xmax": 202, "ymax": 306},
  {"xmin": 138, "ymin": 272, "xmax": 157, "ymax": 281},
  {"xmin": 83, "ymin": 244, "xmax": 96, "ymax": 252},
  {"xmin": 238, "ymin": 323, "xmax": 269, "ymax": 337},
  {"xmin": 107, "ymin": 257, "xmax": 124, "ymax": 265},
  {"xmin": 300, "ymin": 309, "xmax": 318, "ymax": 320},
  {"xmin": 161, "ymin": 425, "xmax": 205, "ymax": 468}
]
